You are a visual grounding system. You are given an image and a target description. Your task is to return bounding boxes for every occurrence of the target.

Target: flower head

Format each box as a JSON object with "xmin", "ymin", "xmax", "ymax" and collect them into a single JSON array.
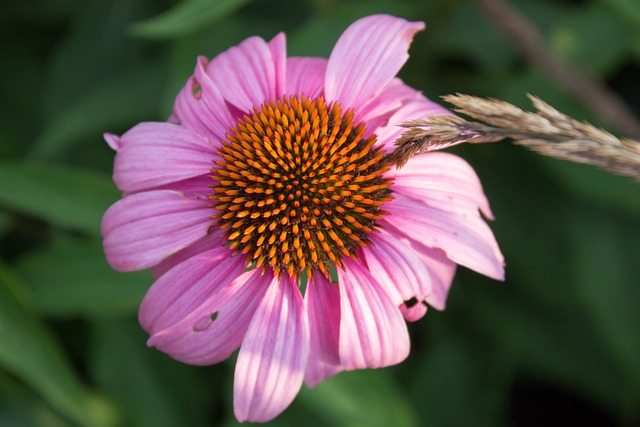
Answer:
[{"xmin": 102, "ymin": 14, "xmax": 504, "ymax": 422}]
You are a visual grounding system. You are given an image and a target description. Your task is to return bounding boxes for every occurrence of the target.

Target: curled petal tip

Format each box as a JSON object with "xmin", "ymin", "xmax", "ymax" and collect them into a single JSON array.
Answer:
[{"xmin": 103, "ymin": 132, "xmax": 121, "ymax": 150}]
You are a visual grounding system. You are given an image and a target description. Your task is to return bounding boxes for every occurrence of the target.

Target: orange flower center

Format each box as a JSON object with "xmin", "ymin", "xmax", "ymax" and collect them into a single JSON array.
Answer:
[{"xmin": 210, "ymin": 95, "xmax": 393, "ymax": 280}]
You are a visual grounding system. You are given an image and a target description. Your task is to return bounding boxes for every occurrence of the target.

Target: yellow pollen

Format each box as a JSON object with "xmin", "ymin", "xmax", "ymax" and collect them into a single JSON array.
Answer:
[{"xmin": 209, "ymin": 95, "xmax": 393, "ymax": 280}]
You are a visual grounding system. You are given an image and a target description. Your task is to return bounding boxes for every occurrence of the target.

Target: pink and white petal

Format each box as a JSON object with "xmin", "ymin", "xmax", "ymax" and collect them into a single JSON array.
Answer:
[
  {"xmin": 152, "ymin": 174, "xmax": 215, "ymax": 201},
  {"xmin": 304, "ymin": 274, "xmax": 342, "ymax": 387},
  {"xmin": 374, "ymin": 98, "xmax": 452, "ymax": 151},
  {"xmin": 139, "ymin": 245, "xmax": 245, "ymax": 335},
  {"xmin": 173, "ymin": 56, "xmax": 235, "ymax": 143},
  {"xmin": 101, "ymin": 190, "xmax": 211, "ymax": 272},
  {"xmin": 207, "ymin": 36, "xmax": 280, "ymax": 113},
  {"xmin": 325, "ymin": 15, "xmax": 424, "ymax": 114},
  {"xmin": 285, "ymin": 57, "xmax": 327, "ymax": 98},
  {"xmin": 412, "ymin": 243, "xmax": 457, "ymax": 310},
  {"xmin": 103, "ymin": 132, "xmax": 120, "ymax": 150},
  {"xmin": 269, "ymin": 33, "xmax": 287, "ymax": 98},
  {"xmin": 363, "ymin": 230, "xmax": 432, "ymax": 322},
  {"xmin": 389, "ymin": 152, "xmax": 494, "ymax": 219},
  {"xmin": 112, "ymin": 122, "xmax": 215, "ymax": 192},
  {"xmin": 399, "ymin": 299, "xmax": 428, "ymax": 322},
  {"xmin": 148, "ymin": 269, "xmax": 272, "ymax": 365},
  {"xmin": 383, "ymin": 230, "xmax": 457, "ymax": 310},
  {"xmin": 234, "ymin": 275, "xmax": 309, "ymax": 423},
  {"xmin": 383, "ymin": 192, "xmax": 505, "ymax": 280},
  {"xmin": 167, "ymin": 112, "xmax": 179, "ymax": 124},
  {"xmin": 359, "ymin": 78, "xmax": 421, "ymax": 124},
  {"xmin": 338, "ymin": 259, "xmax": 410, "ymax": 370},
  {"xmin": 150, "ymin": 230, "xmax": 223, "ymax": 278}
]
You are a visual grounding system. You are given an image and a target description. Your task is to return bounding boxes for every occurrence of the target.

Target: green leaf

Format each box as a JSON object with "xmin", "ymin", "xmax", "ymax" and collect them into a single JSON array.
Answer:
[
  {"xmin": 539, "ymin": 157, "xmax": 640, "ymax": 218},
  {"xmin": 40, "ymin": 0, "xmax": 149, "ymax": 119},
  {"xmin": 90, "ymin": 319, "xmax": 213, "ymax": 427},
  {"xmin": 15, "ymin": 239, "xmax": 150, "ymax": 318},
  {"xmin": 0, "ymin": 372, "xmax": 72, "ymax": 427},
  {"xmin": 0, "ymin": 211, "xmax": 10, "ymax": 237},
  {"xmin": 32, "ymin": 63, "xmax": 164, "ymax": 159},
  {"xmin": 550, "ymin": 3, "xmax": 632, "ymax": 75},
  {"xmin": 298, "ymin": 370, "xmax": 417, "ymax": 427},
  {"xmin": 435, "ymin": 0, "xmax": 515, "ymax": 74},
  {"xmin": 570, "ymin": 209, "xmax": 640, "ymax": 417},
  {"xmin": 408, "ymin": 332, "xmax": 510, "ymax": 427},
  {"xmin": 460, "ymin": 143, "xmax": 579, "ymax": 307},
  {"xmin": 0, "ymin": 259, "xmax": 114, "ymax": 427},
  {"xmin": 468, "ymin": 283, "xmax": 630, "ymax": 416},
  {"xmin": 0, "ymin": 161, "xmax": 119, "ymax": 236},
  {"xmin": 129, "ymin": 0, "xmax": 252, "ymax": 40},
  {"xmin": 601, "ymin": 0, "xmax": 640, "ymax": 30}
]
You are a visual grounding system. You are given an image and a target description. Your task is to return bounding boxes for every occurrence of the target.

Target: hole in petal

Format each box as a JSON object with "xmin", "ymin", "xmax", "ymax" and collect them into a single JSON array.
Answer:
[
  {"xmin": 400, "ymin": 299, "xmax": 427, "ymax": 322},
  {"xmin": 191, "ymin": 78, "xmax": 202, "ymax": 100},
  {"xmin": 192, "ymin": 312, "xmax": 218, "ymax": 332},
  {"xmin": 404, "ymin": 296, "xmax": 418, "ymax": 308}
]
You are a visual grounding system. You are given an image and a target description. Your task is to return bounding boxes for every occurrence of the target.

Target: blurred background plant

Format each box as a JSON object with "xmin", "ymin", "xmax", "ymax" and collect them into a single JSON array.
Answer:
[{"xmin": 1, "ymin": 0, "xmax": 639, "ymax": 426}]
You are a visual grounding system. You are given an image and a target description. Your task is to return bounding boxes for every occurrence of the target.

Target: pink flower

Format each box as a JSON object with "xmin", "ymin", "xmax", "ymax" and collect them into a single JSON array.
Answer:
[{"xmin": 102, "ymin": 14, "xmax": 504, "ymax": 422}]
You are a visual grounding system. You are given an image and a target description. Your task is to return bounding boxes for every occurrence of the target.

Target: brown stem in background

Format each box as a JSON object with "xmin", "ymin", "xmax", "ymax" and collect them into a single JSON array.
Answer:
[{"xmin": 475, "ymin": 0, "xmax": 640, "ymax": 138}]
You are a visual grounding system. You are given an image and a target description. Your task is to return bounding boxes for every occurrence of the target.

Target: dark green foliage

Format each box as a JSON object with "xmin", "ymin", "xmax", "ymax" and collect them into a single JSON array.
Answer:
[{"xmin": 1, "ymin": 0, "xmax": 638, "ymax": 425}]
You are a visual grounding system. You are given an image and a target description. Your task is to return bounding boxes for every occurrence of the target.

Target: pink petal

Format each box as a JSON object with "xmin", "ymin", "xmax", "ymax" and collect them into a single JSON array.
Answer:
[
  {"xmin": 389, "ymin": 152, "xmax": 494, "ymax": 219},
  {"xmin": 363, "ymin": 230, "xmax": 432, "ymax": 322},
  {"xmin": 304, "ymin": 274, "xmax": 342, "ymax": 387},
  {"xmin": 374, "ymin": 98, "xmax": 452, "ymax": 150},
  {"xmin": 234, "ymin": 275, "xmax": 309, "ymax": 422},
  {"xmin": 269, "ymin": 32, "xmax": 287, "ymax": 98},
  {"xmin": 399, "ymin": 299, "xmax": 428, "ymax": 322},
  {"xmin": 337, "ymin": 259, "xmax": 410, "ymax": 370},
  {"xmin": 207, "ymin": 36, "xmax": 282, "ymax": 113},
  {"xmin": 285, "ymin": 57, "xmax": 327, "ymax": 98},
  {"xmin": 139, "ymin": 245, "xmax": 245, "ymax": 335},
  {"xmin": 173, "ymin": 56, "xmax": 235, "ymax": 143},
  {"xmin": 359, "ymin": 78, "xmax": 421, "ymax": 124},
  {"xmin": 383, "ymin": 192, "xmax": 505, "ymax": 280},
  {"xmin": 167, "ymin": 112, "xmax": 179, "ymax": 124},
  {"xmin": 112, "ymin": 122, "xmax": 215, "ymax": 192},
  {"xmin": 147, "ymin": 269, "xmax": 272, "ymax": 365},
  {"xmin": 325, "ymin": 14, "xmax": 425, "ymax": 114},
  {"xmin": 150, "ymin": 230, "xmax": 223, "ymax": 278},
  {"xmin": 151, "ymin": 174, "xmax": 215, "ymax": 201},
  {"xmin": 104, "ymin": 132, "xmax": 120, "ymax": 150},
  {"xmin": 411, "ymin": 243, "xmax": 457, "ymax": 310},
  {"xmin": 101, "ymin": 190, "xmax": 212, "ymax": 271}
]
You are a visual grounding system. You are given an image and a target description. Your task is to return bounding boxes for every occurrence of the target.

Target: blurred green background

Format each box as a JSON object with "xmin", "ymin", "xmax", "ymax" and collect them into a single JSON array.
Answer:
[{"xmin": 1, "ymin": 0, "xmax": 639, "ymax": 426}]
